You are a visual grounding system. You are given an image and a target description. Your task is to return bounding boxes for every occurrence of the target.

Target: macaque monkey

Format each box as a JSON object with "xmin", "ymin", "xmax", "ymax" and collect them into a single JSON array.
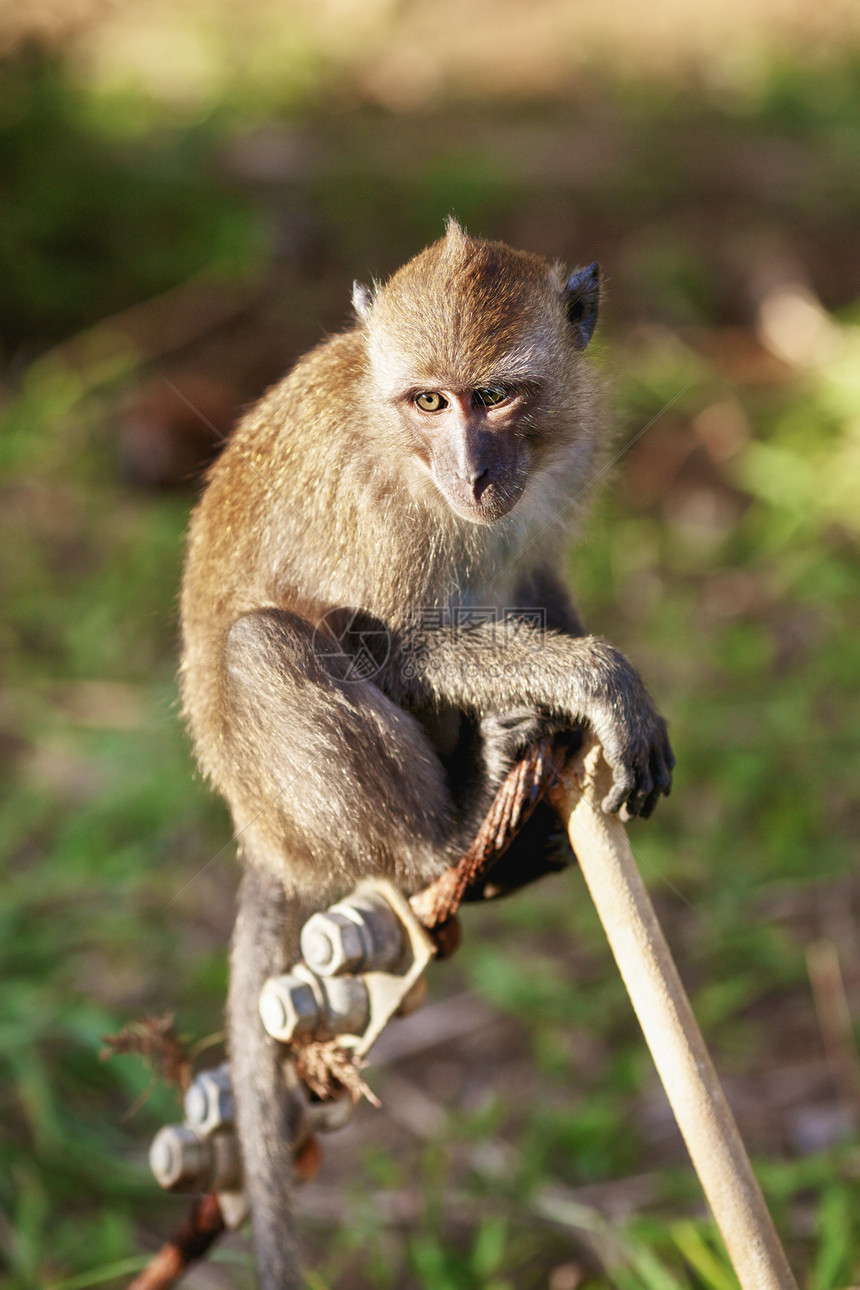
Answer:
[{"xmin": 180, "ymin": 220, "xmax": 674, "ymax": 1286}]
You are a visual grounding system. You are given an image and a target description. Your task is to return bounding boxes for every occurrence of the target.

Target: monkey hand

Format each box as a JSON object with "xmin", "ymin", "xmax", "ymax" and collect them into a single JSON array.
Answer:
[{"xmin": 576, "ymin": 647, "xmax": 675, "ymax": 820}]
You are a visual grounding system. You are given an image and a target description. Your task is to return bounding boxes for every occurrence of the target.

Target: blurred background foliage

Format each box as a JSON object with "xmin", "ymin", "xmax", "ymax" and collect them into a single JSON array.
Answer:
[{"xmin": 1, "ymin": 1, "xmax": 860, "ymax": 1287}]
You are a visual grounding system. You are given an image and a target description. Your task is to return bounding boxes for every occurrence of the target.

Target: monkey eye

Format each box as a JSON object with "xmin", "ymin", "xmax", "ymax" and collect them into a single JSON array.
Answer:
[
  {"xmin": 414, "ymin": 391, "xmax": 448, "ymax": 413},
  {"xmin": 473, "ymin": 387, "xmax": 507, "ymax": 407}
]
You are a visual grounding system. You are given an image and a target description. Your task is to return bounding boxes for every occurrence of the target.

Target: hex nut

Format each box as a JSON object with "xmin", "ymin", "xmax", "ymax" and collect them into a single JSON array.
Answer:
[
  {"xmin": 259, "ymin": 972, "xmax": 321, "ymax": 1042},
  {"xmin": 150, "ymin": 1125, "xmax": 206, "ymax": 1191},
  {"xmin": 184, "ymin": 1064, "xmax": 235, "ymax": 1134},
  {"xmin": 301, "ymin": 910, "xmax": 367, "ymax": 975},
  {"xmin": 300, "ymin": 894, "xmax": 406, "ymax": 977}
]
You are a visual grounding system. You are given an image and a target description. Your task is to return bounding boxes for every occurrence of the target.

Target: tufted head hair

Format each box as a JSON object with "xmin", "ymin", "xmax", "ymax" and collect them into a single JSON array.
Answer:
[{"xmin": 355, "ymin": 221, "xmax": 598, "ymax": 398}]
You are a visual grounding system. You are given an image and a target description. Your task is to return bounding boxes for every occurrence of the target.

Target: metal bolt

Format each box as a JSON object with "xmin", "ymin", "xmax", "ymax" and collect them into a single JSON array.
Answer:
[
  {"xmin": 317, "ymin": 973, "xmax": 371, "ymax": 1037},
  {"xmin": 301, "ymin": 894, "xmax": 406, "ymax": 977},
  {"xmin": 281, "ymin": 1059, "xmax": 357, "ymax": 1143},
  {"xmin": 260, "ymin": 966, "xmax": 370, "ymax": 1042},
  {"xmin": 149, "ymin": 1124, "xmax": 241, "ymax": 1193},
  {"xmin": 184, "ymin": 1064, "xmax": 234, "ymax": 1134}
]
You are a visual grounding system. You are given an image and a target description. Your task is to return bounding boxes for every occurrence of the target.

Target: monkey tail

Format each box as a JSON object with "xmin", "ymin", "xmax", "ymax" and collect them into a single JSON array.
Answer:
[{"xmin": 228, "ymin": 865, "xmax": 308, "ymax": 1290}]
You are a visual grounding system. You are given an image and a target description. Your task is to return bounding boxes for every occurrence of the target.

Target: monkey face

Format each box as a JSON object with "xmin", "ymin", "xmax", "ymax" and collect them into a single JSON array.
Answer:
[
  {"xmin": 358, "ymin": 222, "xmax": 602, "ymax": 526},
  {"xmin": 399, "ymin": 384, "xmax": 532, "ymax": 524}
]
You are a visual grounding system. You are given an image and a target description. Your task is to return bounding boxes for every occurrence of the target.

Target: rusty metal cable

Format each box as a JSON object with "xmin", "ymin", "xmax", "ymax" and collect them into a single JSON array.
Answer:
[
  {"xmin": 126, "ymin": 1194, "xmax": 225, "ymax": 1290},
  {"xmin": 410, "ymin": 735, "xmax": 567, "ymax": 929}
]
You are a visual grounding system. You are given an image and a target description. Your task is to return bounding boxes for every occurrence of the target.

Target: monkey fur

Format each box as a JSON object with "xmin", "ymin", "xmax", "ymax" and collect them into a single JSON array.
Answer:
[{"xmin": 180, "ymin": 220, "xmax": 674, "ymax": 1286}]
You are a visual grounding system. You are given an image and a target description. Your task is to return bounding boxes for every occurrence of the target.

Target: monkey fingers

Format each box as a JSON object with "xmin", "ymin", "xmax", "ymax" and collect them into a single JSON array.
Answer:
[
  {"xmin": 637, "ymin": 744, "xmax": 675, "ymax": 819},
  {"xmin": 598, "ymin": 721, "xmax": 674, "ymax": 819}
]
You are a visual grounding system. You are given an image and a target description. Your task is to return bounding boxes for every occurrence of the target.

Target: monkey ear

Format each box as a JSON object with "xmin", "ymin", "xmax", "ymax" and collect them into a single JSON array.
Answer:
[
  {"xmin": 352, "ymin": 280, "xmax": 374, "ymax": 322},
  {"xmin": 564, "ymin": 263, "xmax": 600, "ymax": 349}
]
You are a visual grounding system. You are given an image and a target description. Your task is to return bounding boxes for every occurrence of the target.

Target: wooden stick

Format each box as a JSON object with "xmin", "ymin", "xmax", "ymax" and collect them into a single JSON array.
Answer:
[{"xmin": 551, "ymin": 740, "xmax": 798, "ymax": 1290}]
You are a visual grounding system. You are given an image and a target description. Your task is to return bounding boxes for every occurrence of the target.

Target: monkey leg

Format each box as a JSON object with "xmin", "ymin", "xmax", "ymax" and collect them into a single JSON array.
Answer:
[
  {"xmin": 219, "ymin": 610, "xmax": 497, "ymax": 1287},
  {"xmin": 218, "ymin": 607, "xmax": 466, "ymax": 901}
]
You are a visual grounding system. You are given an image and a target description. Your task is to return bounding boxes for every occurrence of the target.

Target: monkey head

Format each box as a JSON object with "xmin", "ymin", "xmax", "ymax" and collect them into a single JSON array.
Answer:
[{"xmin": 353, "ymin": 219, "xmax": 600, "ymax": 526}]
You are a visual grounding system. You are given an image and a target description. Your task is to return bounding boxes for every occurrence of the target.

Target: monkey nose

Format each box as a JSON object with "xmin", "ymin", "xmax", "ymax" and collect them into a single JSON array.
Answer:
[{"xmin": 470, "ymin": 468, "xmax": 490, "ymax": 503}]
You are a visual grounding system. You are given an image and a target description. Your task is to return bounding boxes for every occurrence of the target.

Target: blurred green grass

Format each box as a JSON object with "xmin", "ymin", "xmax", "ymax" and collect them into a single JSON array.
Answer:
[{"xmin": 1, "ymin": 29, "xmax": 860, "ymax": 1290}]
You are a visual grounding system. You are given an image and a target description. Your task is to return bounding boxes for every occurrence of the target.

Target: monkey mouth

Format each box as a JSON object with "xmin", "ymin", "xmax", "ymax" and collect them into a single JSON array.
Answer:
[{"xmin": 445, "ymin": 479, "xmax": 524, "ymax": 525}]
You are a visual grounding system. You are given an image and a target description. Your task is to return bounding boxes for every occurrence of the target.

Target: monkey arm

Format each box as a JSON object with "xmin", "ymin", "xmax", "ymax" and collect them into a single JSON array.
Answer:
[
  {"xmin": 468, "ymin": 564, "xmax": 586, "ymax": 783},
  {"xmin": 384, "ymin": 624, "xmax": 674, "ymax": 820}
]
